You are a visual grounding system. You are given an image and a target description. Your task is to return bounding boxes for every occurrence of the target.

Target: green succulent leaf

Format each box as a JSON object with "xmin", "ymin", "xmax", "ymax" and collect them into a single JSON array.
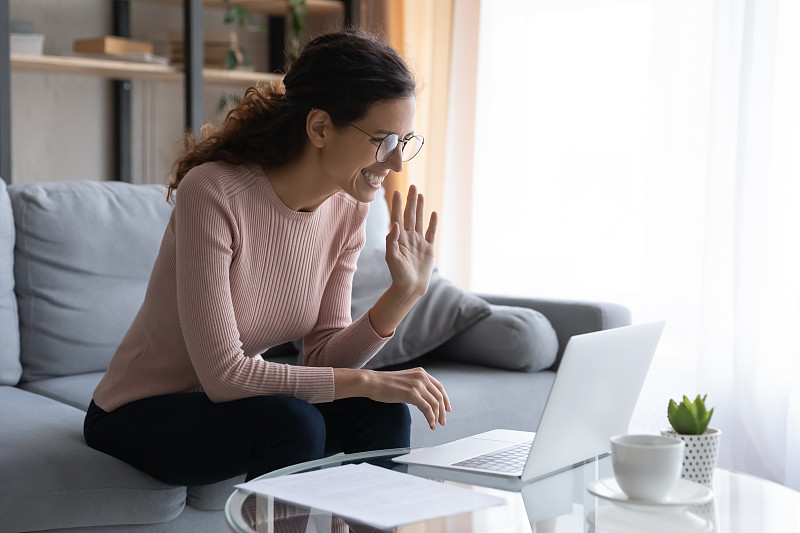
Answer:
[{"xmin": 667, "ymin": 394, "xmax": 714, "ymax": 435}]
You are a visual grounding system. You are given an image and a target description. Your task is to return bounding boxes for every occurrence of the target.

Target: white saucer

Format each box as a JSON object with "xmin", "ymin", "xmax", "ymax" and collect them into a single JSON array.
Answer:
[{"xmin": 587, "ymin": 478, "xmax": 713, "ymax": 511}]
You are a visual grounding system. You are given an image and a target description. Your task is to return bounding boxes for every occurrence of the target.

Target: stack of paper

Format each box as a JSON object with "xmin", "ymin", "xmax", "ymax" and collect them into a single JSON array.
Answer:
[{"xmin": 236, "ymin": 463, "xmax": 506, "ymax": 529}]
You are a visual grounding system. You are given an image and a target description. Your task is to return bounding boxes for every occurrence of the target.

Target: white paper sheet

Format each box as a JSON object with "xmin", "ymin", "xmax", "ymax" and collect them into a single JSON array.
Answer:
[{"xmin": 235, "ymin": 463, "xmax": 506, "ymax": 529}]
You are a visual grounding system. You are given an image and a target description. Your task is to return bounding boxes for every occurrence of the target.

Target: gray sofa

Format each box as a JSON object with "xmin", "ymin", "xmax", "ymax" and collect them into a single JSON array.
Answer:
[{"xmin": 0, "ymin": 178, "xmax": 630, "ymax": 533}]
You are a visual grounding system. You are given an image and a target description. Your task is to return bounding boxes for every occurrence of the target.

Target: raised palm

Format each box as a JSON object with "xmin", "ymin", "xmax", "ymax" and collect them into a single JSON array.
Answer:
[{"xmin": 385, "ymin": 185, "xmax": 438, "ymax": 296}]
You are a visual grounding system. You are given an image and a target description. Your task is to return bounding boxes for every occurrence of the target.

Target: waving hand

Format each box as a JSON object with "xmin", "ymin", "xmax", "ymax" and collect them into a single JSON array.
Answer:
[{"xmin": 385, "ymin": 184, "xmax": 438, "ymax": 297}]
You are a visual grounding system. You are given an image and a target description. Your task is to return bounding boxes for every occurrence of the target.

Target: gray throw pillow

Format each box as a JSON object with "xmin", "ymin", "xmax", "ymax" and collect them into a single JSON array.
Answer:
[
  {"xmin": 352, "ymin": 248, "xmax": 491, "ymax": 369},
  {"xmin": 429, "ymin": 304, "xmax": 559, "ymax": 372}
]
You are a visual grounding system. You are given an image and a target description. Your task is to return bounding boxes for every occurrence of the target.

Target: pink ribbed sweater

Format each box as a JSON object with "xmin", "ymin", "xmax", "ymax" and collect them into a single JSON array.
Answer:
[{"xmin": 93, "ymin": 161, "xmax": 390, "ymax": 412}]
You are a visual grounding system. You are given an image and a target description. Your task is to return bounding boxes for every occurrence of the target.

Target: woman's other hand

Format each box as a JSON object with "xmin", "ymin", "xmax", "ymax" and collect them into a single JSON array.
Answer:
[{"xmin": 333, "ymin": 367, "xmax": 450, "ymax": 430}]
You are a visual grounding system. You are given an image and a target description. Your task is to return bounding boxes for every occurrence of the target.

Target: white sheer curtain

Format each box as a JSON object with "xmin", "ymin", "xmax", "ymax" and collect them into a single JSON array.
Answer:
[{"xmin": 447, "ymin": 0, "xmax": 800, "ymax": 489}]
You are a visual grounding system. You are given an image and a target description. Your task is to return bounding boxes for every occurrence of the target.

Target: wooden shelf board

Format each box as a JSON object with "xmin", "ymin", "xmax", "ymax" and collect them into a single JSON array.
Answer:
[
  {"xmin": 203, "ymin": 66, "xmax": 282, "ymax": 85},
  {"xmin": 137, "ymin": 0, "xmax": 344, "ymax": 16},
  {"xmin": 11, "ymin": 54, "xmax": 282, "ymax": 86}
]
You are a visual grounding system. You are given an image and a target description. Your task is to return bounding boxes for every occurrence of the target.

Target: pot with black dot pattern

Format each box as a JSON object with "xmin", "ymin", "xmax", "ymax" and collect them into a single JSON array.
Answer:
[{"xmin": 660, "ymin": 427, "xmax": 722, "ymax": 486}]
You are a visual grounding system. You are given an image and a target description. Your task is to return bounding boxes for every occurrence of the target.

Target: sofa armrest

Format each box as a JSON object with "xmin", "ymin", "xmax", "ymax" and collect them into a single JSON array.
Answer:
[{"xmin": 474, "ymin": 294, "xmax": 632, "ymax": 370}]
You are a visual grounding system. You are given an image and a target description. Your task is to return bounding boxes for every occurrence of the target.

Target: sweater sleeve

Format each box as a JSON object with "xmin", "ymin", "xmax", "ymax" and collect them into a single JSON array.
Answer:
[
  {"xmin": 302, "ymin": 215, "xmax": 392, "ymax": 369},
  {"xmin": 175, "ymin": 170, "xmax": 335, "ymax": 403}
]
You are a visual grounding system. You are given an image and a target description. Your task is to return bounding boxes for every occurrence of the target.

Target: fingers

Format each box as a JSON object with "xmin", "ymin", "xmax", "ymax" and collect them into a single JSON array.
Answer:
[
  {"xmin": 429, "ymin": 372, "xmax": 451, "ymax": 413},
  {"xmin": 390, "ymin": 190, "xmax": 403, "ymax": 229},
  {"xmin": 425, "ymin": 211, "xmax": 438, "ymax": 244},
  {"xmin": 385, "ymin": 221, "xmax": 400, "ymax": 249},
  {"xmin": 372, "ymin": 368, "xmax": 450, "ymax": 430},
  {"xmin": 411, "ymin": 368, "xmax": 448, "ymax": 430},
  {"xmin": 426, "ymin": 375, "xmax": 449, "ymax": 428},
  {"xmin": 403, "ymin": 185, "xmax": 434, "ymax": 236},
  {"xmin": 415, "ymin": 193, "xmax": 425, "ymax": 234},
  {"xmin": 417, "ymin": 384, "xmax": 443, "ymax": 430},
  {"xmin": 390, "ymin": 185, "xmax": 438, "ymax": 245},
  {"xmin": 403, "ymin": 184, "xmax": 417, "ymax": 231}
]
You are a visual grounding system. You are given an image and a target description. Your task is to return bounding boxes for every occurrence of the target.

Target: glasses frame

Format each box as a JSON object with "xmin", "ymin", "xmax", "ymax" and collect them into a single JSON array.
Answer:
[{"xmin": 348, "ymin": 123, "xmax": 425, "ymax": 163}]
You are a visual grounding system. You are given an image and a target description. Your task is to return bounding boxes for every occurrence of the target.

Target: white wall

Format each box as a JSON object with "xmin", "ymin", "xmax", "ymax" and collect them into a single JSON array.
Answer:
[
  {"xmin": 10, "ymin": 0, "xmax": 113, "ymax": 183},
  {"xmin": 9, "ymin": 0, "xmax": 269, "ymax": 185}
]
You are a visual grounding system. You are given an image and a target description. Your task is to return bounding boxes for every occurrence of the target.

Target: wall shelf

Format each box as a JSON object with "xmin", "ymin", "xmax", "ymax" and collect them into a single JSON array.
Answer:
[
  {"xmin": 138, "ymin": 0, "xmax": 344, "ymax": 17},
  {"xmin": 10, "ymin": 53, "xmax": 282, "ymax": 86},
  {"xmin": 1, "ymin": 0, "xmax": 350, "ymax": 184}
]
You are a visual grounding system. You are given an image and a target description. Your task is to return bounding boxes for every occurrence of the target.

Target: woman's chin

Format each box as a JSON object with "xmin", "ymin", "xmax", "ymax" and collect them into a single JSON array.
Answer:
[
  {"xmin": 343, "ymin": 186, "xmax": 379, "ymax": 203},
  {"xmin": 349, "ymin": 177, "xmax": 382, "ymax": 202}
]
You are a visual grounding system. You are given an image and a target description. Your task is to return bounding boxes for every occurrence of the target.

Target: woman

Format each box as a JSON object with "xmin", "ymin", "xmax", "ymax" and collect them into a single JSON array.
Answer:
[{"xmin": 84, "ymin": 29, "xmax": 450, "ymax": 486}]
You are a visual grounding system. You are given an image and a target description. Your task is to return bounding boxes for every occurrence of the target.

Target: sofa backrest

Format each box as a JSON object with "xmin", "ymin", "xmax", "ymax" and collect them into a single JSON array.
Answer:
[
  {"xmin": 0, "ymin": 180, "xmax": 21, "ymax": 385},
  {"xmin": 8, "ymin": 181, "xmax": 391, "ymax": 383},
  {"xmin": 9, "ymin": 181, "xmax": 173, "ymax": 382},
  {"xmin": 364, "ymin": 187, "xmax": 390, "ymax": 250}
]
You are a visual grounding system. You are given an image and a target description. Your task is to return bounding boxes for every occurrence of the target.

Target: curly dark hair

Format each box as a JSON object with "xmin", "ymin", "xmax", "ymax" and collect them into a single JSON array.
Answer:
[{"xmin": 166, "ymin": 29, "xmax": 416, "ymax": 203}]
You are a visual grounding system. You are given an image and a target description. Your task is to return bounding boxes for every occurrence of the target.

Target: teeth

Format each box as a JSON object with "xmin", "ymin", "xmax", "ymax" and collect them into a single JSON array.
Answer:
[{"xmin": 362, "ymin": 170, "xmax": 387, "ymax": 186}]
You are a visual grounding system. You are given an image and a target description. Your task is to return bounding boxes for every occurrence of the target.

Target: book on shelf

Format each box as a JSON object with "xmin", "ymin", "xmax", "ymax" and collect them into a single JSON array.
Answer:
[
  {"xmin": 68, "ymin": 52, "xmax": 170, "ymax": 66},
  {"xmin": 74, "ymin": 36, "xmax": 154, "ymax": 55},
  {"xmin": 165, "ymin": 29, "xmax": 242, "ymax": 69},
  {"xmin": 167, "ymin": 28, "xmax": 235, "ymax": 45}
]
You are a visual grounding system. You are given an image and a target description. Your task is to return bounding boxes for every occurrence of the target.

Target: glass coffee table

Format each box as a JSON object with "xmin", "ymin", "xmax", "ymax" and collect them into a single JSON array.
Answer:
[{"xmin": 226, "ymin": 447, "xmax": 800, "ymax": 532}]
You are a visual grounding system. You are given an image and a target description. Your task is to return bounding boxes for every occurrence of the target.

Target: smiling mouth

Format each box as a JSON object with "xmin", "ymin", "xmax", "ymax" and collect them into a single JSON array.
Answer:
[{"xmin": 362, "ymin": 169, "xmax": 388, "ymax": 186}]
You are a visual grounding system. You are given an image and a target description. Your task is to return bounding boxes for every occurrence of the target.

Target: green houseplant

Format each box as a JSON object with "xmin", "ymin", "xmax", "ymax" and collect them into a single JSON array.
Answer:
[
  {"xmin": 217, "ymin": 0, "xmax": 306, "ymax": 114},
  {"xmin": 661, "ymin": 394, "xmax": 721, "ymax": 486},
  {"xmin": 668, "ymin": 394, "xmax": 714, "ymax": 435}
]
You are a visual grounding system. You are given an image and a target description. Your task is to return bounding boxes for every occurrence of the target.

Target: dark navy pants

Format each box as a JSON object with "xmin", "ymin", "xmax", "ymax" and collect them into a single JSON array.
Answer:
[{"xmin": 84, "ymin": 394, "xmax": 411, "ymax": 485}]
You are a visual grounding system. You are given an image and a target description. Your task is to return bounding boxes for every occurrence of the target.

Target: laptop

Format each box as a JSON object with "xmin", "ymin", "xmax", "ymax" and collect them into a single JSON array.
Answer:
[{"xmin": 393, "ymin": 321, "xmax": 665, "ymax": 485}]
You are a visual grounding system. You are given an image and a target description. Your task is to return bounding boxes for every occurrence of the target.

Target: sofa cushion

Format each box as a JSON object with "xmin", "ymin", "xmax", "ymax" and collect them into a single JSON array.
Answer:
[
  {"xmin": 364, "ymin": 186, "xmax": 391, "ymax": 249},
  {"xmin": 9, "ymin": 181, "xmax": 173, "ymax": 382},
  {"xmin": 14, "ymin": 370, "xmax": 277, "ymax": 516},
  {"xmin": 0, "ymin": 386, "xmax": 187, "ymax": 532},
  {"xmin": 0, "ymin": 180, "xmax": 21, "ymax": 385},
  {"xmin": 18, "ymin": 371, "xmax": 103, "ymax": 411},
  {"xmin": 351, "ymin": 248, "xmax": 491, "ymax": 369},
  {"xmin": 430, "ymin": 304, "xmax": 559, "ymax": 372},
  {"xmin": 186, "ymin": 475, "xmax": 247, "ymax": 511},
  {"xmin": 388, "ymin": 358, "xmax": 557, "ymax": 447}
]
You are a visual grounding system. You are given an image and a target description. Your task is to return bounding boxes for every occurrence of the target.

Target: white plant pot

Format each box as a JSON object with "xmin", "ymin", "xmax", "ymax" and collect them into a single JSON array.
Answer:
[{"xmin": 660, "ymin": 427, "xmax": 722, "ymax": 486}]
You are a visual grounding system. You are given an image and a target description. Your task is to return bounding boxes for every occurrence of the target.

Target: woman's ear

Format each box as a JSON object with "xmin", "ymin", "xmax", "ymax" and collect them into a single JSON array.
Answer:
[{"xmin": 306, "ymin": 108, "xmax": 331, "ymax": 149}]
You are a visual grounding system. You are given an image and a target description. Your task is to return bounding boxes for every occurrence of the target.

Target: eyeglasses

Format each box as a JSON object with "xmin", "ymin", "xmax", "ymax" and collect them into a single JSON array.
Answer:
[{"xmin": 348, "ymin": 123, "xmax": 425, "ymax": 163}]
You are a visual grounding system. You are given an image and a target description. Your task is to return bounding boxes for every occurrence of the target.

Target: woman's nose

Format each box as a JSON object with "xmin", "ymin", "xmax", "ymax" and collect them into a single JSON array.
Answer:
[{"xmin": 384, "ymin": 145, "xmax": 404, "ymax": 173}]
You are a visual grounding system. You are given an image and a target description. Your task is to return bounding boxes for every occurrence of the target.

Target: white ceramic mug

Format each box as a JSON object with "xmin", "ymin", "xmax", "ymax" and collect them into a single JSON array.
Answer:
[{"xmin": 610, "ymin": 434, "xmax": 685, "ymax": 501}]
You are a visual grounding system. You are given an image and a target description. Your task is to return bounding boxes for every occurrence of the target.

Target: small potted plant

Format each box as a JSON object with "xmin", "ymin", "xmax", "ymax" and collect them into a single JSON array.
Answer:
[{"xmin": 661, "ymin": 394, "xmax": 721, "ymax": 486}]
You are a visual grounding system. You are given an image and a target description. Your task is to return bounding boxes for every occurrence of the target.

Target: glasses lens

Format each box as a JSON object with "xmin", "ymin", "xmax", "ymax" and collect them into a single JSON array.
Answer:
[
  {"xmin": 401, "ymin": 135, "xmax": 424, "ymax": 162},
  {"xmin": 376, "ymin": 134, "xmax": 399, "ymax": 162}
]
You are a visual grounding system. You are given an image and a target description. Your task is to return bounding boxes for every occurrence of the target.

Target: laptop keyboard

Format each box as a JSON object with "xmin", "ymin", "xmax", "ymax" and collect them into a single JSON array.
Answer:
[{"xmin": 452, "ymin": 441, "xmax": 533, "ymax": 473}]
